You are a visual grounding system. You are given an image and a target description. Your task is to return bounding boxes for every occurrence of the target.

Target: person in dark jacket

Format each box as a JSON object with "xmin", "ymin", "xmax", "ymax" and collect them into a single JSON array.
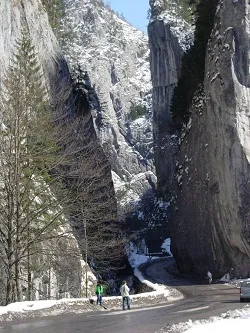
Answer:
[{"xmin": 96, "ymin": 281, "xmax": 103, "ymax": 306}]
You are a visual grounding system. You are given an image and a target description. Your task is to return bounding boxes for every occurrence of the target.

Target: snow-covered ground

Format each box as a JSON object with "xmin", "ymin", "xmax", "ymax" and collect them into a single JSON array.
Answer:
[{"xmin": 157, "ymin": 306, "xmax": 250, "ymax": 333}]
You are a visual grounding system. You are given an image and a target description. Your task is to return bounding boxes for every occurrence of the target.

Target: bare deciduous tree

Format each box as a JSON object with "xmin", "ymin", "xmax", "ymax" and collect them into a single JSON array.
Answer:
[
  {"xmin": 50, "ymin": 68, "xmax": 127, "ymax": 296},
  {"xmin": 53, "ymin": 99, "xmax": 126, "ymax": 297}
]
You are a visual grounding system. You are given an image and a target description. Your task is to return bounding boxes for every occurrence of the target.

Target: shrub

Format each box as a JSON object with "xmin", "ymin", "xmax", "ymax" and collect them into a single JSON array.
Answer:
[{"xmin": 129, "ymin": 103, "xmax": 146, "ymax": 121}]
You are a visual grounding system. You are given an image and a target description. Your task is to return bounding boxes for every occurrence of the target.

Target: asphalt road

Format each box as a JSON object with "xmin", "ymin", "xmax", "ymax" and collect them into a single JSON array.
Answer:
[{"xmin": 0, "ymin": 259, "xmax": 245, "ymax": 333}]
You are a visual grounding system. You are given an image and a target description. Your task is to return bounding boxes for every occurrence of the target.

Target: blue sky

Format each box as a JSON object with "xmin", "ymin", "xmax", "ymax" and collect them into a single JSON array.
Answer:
[{"xmin": 105, "ymin": 0, "xmax": 150, "ymax": 33}]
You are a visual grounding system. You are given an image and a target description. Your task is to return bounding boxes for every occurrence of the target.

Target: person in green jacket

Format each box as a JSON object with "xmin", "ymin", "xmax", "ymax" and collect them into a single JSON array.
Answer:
[{"xmin": 96, "ymin": 281, "xmax": 103, "ymax": 306}]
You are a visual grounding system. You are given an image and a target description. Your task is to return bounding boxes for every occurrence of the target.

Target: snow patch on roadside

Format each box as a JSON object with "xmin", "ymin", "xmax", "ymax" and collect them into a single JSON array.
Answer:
[
  {"xmin": 128, "ymin": 243, "xmax": 159, "ymax": 268},
  {"xmin": 156, "ymin": 306, "xmax": 250, "ymax": 333},
  {"xmin": 0, "ymin": 298, "xmax": 92, "ymax": 316},
  {"xmin": 134, "ymin": 268, "xmax": 170, "ymax": 297}
]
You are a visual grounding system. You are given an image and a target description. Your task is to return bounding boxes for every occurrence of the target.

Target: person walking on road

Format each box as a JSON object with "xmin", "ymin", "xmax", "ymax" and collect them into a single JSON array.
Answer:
[
  {"xmin": 96, "ymin": 281, "xmax": 103, "ymax": 306},
  {"xmin": 120, "ymin": 280, "xmax": 130, "ymax": 310},
  {"xmin": 207, "ymin": 271, "xmax": 212, "ymax": 285}
]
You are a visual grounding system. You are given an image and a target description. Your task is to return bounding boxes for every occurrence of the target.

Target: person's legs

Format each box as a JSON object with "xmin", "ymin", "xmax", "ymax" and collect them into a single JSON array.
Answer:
[
  {"xmin": 122, "ymin": 297, "xmax": 126, "ymax": 310},
  {"xmin": 127, "ymin": 296, "xmax": 130, "ymax": 310},
  {"xmin": 97, "ymin": 294, "xmax": 102, "ymax": 305}
]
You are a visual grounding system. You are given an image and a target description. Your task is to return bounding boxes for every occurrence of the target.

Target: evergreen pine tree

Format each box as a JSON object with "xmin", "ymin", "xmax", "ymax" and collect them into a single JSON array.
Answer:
[{"xmin": 0, "ymin": 29, "xmax": 63, "ymax": 305}]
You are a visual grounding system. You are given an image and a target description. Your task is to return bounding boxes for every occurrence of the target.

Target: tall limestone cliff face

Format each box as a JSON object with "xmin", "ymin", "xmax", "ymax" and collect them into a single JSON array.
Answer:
[
  {"xmin": 171, "ymin": 0, "xmax": 250, "ymax": 277},
  {"xmin": 148, "ymin": 13, "xmax": 182, "ymax": 199},
  {"xmin": 0, "ymin": 0, "xmax": 63, "ymax": 79},
  {"xmin": 148, "ymin": 0, "xmax": 193, "ymax": 199},
  {"xmin": 61, "ymin": 0, "xmax": 155, "ymax": 209}
]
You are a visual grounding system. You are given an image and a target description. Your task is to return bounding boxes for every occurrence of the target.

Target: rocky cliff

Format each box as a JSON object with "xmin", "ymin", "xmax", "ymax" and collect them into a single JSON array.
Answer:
[
  {"xmin": 60, "ymin": 0, "xmax": 156, "ymax": 211},
  {"xmin": 170, "ymin": 0, "xmax": 250, "ymax": 277},
  {"xmin": 148, "ymin": 0, "xmax": 193, "ymax": 199}
]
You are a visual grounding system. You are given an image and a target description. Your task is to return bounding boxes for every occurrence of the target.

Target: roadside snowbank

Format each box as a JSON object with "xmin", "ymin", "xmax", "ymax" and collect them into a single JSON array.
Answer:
[
  {"xmin": 157, "ymin": 306, "xmax": 250, "ymax": 333},
  {"xmin": 185, "ymin": 316, "xmax": 250, "ymax": 333},
  {"xmin": 0, "ymin": 258, "xmax": 176, "ymax": 321},
  {"xmin": 134, "ymin": 267, "xmax": 170, "ymax": 297},
  {"xmin": 0, "ymin": 298, "xmax": 91, "ymax": 317}
]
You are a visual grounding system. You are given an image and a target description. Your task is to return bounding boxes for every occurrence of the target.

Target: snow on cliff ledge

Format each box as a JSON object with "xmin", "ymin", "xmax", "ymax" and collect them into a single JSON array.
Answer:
[{"xmin": 60, "ymin": 0, "xmax": 155, "ymax": 209}]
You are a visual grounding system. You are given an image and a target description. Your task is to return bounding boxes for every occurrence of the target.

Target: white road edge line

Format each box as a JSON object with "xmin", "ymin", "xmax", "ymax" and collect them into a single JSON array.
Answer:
[
  {"xmin": 176, "ymin": 305, "xmax": 209, "ymax": 313},
  {"xmin": 87, "ymin": 303, "xmax": 175, "ymax": 317}
]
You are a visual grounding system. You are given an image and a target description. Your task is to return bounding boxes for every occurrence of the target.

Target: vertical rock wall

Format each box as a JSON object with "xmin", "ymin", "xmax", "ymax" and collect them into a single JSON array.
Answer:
[
  {"xmin": 171, "ymin": 0, "xmax": 250, "ymax": 277},
  {"xmin": 61, "ymin": 0, "xmax": 156, "ymax": 210},
  {"xmin": 148, "ymin": 19, "xmax": 182, "ymax": 199},
  {"xmin": 0, "ymin": 0, "xmax": 69, "ymax": 86}
]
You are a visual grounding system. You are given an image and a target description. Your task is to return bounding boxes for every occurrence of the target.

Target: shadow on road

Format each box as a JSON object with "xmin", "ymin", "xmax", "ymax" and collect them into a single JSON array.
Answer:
[{"xmin": 141, "ymin": 258, "xmax": 209, "ymax": 287}]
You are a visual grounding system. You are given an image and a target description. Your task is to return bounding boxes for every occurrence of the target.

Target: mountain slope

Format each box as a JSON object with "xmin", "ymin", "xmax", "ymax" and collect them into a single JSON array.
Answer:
[{"xmin": 61, "ymin": 0, "xmax": 155, "ymax": 210}]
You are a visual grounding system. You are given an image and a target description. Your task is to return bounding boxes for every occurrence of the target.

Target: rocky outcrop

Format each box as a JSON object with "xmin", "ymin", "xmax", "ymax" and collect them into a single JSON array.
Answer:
[
  {"xmin": 148, "ymin": 1, "xmax": 193, "ymax": 199},
  {"xmin": 61, "ymin": 0, "xmax": 155, "ymax": 210},
  {"xmin": 0, "ymin": 0, "xmax": 71, "ymax": 92},
  {"xmin": 148, "ymin": 19, "xmax": 182, "ymax": 199},
  {"xmin": 171, "ymin": 0, "xmax": 250, "ymax": 277}
]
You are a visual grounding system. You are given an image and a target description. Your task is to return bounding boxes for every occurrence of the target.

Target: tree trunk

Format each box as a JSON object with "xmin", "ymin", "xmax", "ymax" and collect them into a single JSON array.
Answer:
[
  {"xmin": 14, "ymin": 260, "xmax": 21, "ymax": 302},
  {"xmin": 27, "ymin": 243, "xmax": 32, "ymax": 300},
  {"xmin": 5, "ymin": 266, "xmax": 14, "ymax": 305},
  {"xmin": 84, "ymin": 219, "xmax": 88, "ymax": 298}
]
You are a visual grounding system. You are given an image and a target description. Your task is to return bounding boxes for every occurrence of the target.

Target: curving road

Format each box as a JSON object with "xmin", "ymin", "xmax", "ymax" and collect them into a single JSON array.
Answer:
[{"xmin": 0, "ymin": 259, "xmax": 245, "ymax": 333}]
